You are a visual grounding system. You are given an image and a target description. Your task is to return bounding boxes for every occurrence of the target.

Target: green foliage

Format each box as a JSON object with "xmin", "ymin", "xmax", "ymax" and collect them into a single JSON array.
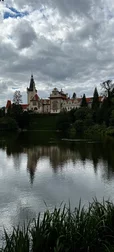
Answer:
[
  {"xmin": 2, "ymin": 199, "xmax": 114, "ymax": 251},
  {"xmin": 10, "ymin": 103, "xmax": 23, "ymax": 118},
  {"xmin": 73, "ymin": 108, "xmax": 94, "ymax": 135},
  {"xmin": 68, "ymin": 127, "xmax": 76, "ymax": 138},
  {"xmin": 84, "ymin": 112, "xmax": 93, "ymax": 127},
  {"xmin": 74, "ymin": 119, "xmax": 84, "ymax": 134},
  {"xmin": 92, "ymin": 87, "xmax": 99, "ymax": 110},
  {"xmin": 7, "ymin": 104, "xmax": 30, "ymax": 130},
  {"xmin": 106, "ymin": 127, "xmax": 114, "ymax": 136},
  {"xmin": 109, "ymin": 110, "xmax": 114, "ymax": 126},
  {"xmin": 72, "ymin": 92, "xmax": 76, "ymax": 99},
  {"xmin": 56, "ymin": 112, "xmax": 71, "ymax": 131},
  {"xmin": 81, "ymin": 94, "xmax": 88, "ymax": 107},
  {"xmin": 17, "ymin": 111, "xmax": 30, "ymax": 129},
  {"xmin": 0, "ymin": 108, "xmax": 5, "ymax": 118},
  {"xmin": 4, "ymin": 85, "xmax": 114, "ymax": 135},
  {"xmin": 74, "ymin": 108, "xmax": 90, "ymax": 120},
  {"xmin": 0, "ymin": 117, "xmax": 18, "ymax": 131},
  {"xmin": 84, "ymin": 124, "xmax": 107, "ymax": 138},
  {"xmin": 29, "ymin": 114, "xmax": 58, "ymax": 130}
]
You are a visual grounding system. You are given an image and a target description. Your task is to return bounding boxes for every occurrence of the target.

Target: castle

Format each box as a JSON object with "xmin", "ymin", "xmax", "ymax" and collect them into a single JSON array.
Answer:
[
  {"xmin": 26, "ymin": 75, "xmax": 90, "ymax": 113},
  {"xmin": 6, "ymin": 75, "xmax": 102, "ymax": 113}
]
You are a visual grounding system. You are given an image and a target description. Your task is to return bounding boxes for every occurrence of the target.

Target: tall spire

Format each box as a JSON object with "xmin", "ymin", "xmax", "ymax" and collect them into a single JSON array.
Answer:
[{"xmin": 29, "ymin": 74, "xmax": 35, "ymax": 91}]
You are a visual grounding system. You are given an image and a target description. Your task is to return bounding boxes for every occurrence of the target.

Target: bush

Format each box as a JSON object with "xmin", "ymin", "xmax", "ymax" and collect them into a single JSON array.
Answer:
[
  {"xmin": 74, "ymin": 119, "xmax": 84, "ymax": 134},
  {"xmin": 106, "ymin": 127, "xmax": 114, "ymax": 136},
  {"xmin": 56, "ymin": 113, "xmax": 71, "ymax": 131},
  {"xmin": 68, "ymin": 127, "xmax": 76, "ymax": 138},
  {"xmin": 0, "ymin": 117, "xmax": 18, "ymax": 131},
  {"xmin": 84, "ymin": 124, "xmax": 107, "ymax": 138}
]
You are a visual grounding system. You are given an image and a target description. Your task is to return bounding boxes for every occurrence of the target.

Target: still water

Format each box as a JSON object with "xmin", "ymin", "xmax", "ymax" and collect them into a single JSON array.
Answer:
[{"xmin": 0, "ymin": 131, "xmax": 114, "ymax": 239}]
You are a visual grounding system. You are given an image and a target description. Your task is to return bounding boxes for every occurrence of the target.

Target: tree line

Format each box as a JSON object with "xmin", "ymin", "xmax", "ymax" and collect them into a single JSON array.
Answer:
[
  {"xmin": 0, "ymin": 91, "xmax": 29, "ymax": 131},
  {"xmin": 0, "ymin": 80, "xmax": 114, "ymax": 135},
  {"xmin": 56, "ymin": 80, "xmax": 114, "ymax": 138}
]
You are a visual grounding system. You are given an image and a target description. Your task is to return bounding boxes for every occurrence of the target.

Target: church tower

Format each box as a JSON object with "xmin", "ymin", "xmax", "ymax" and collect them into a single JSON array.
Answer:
[{"xmin": 27, "ymin": 75, "xmax": 37, "ymax": 108}]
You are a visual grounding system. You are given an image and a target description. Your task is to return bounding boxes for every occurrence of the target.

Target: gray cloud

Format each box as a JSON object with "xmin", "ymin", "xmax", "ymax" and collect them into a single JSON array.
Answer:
[
  {"xmin": 12, "ymin": 20, "xmax": 37, "ymax": 49},
  {"xmin": 13, "ymin": 0, "xmax": 103, "ymax": 17},
  {"xmin": 0, "ymin": 0, "xmax": 113, "ymax": 106}
]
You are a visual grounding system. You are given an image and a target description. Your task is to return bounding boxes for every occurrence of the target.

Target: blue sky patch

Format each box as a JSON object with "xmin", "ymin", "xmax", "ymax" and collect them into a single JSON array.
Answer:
[{"xmin": 4, "ymin": 6, "xmax": 29, "ymax": 19}]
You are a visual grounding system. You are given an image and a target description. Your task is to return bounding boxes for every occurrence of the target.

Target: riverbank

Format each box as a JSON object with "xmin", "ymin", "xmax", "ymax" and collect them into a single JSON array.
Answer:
[
  {"xmin": 1, "ymin": 199, "xmax": 114, "ymax": 252},
  {"xmin": 1, "ymin": 111, "xmax": 114, "ymax": 140}
]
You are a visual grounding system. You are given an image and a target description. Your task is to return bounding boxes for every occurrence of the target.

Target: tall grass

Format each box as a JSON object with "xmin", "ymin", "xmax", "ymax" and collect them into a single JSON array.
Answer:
[{"xmin": 1, "ymin": 199, "xmax": 114, "ymax": 252}]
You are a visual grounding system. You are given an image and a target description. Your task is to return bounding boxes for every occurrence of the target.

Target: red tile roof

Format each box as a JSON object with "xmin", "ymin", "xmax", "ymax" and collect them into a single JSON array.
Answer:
[
  {"xmin": 86, "ymin": 97, "xmax": 92, "ymax": 103},
  {"xmin": 86, "ymin": 96, "xmax": 103, "ymax": 103},
  {"xmin": 41, "ymin": 99, "xmax": 50, "ymax": 104},
  {"xmin": 31, "ymin": 94, "xmax": 39, "ymax": 101},
  {"xmin": 21, "ymin": 104, "xmax": 28, "ymax": 109}
]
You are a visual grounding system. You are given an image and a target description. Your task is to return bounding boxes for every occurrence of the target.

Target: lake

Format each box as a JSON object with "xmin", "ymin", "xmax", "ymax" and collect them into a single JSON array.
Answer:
[{"xmin": 0, "ymin": 131, "xmax": 114, "ymax": 241}]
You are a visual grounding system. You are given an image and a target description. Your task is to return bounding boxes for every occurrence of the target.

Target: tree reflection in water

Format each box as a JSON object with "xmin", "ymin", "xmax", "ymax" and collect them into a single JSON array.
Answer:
[{"xmin": 0, "ymin": 131, "xmax": 114, "ymax": 183}]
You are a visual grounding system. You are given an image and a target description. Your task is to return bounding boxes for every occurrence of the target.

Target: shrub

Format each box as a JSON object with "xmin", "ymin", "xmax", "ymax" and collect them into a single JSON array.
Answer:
[
  {"xmin": 84, "ymin": 124, "xmax": 107, "ymax": 139},
  {"xmin": 0, "ymin": 117, "xmax": 18, "ymax": 131}
]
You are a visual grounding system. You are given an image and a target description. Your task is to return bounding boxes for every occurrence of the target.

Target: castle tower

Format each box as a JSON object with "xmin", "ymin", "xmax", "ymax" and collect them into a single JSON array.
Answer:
[{"xmin": 27, "ymin": 75, "xmax": 37, "ymax": 108}]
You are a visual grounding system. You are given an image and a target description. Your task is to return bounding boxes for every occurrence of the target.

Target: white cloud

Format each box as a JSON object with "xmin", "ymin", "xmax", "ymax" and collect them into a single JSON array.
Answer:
[{"xmin": 0, "ymin": 0, "xmax": 114, "ymax": 106}]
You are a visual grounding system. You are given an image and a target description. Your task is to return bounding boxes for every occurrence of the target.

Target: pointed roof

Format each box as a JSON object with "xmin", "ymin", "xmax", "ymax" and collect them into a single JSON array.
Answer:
[
  {"xmin": 28, "ymin": 75, "xmax": 35, "ymax": 91},
  {"xmin": 31, "ymin": 94, "xmax": 39, "ymax": 101}
]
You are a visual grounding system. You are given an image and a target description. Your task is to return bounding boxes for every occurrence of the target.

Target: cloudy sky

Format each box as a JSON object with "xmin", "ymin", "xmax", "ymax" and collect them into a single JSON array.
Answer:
[{"xmin": 0, "ymin": 0, "xmax": 114, "ymax": 106}]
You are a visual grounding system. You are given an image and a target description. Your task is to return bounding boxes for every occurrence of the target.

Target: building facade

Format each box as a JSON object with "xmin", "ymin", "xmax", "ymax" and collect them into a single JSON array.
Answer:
[
  {"xmin": 6, "ymin": 75, "xmax": 103, "ymax": 113},
  {"xmin": 27, "ymin": 75, "xmax": 82, "ymax": 113}
]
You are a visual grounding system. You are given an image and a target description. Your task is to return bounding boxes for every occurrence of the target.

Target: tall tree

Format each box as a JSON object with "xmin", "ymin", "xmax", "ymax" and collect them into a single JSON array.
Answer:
[
  {"xmin": 81, "ymin": 94, "xmax": 88, "ymax": 107},
  {"xmin": 92, "ymin": 87, "xmax": 99, "ymax": 110},
  {"xmin": 72, "ymin": 92, "xmax": 76, "ymax": 99},
  {"xmin": 13, "ymin": 91, "xmax": 22, "ymax": 105},
  {"xmin": 101, "ymin": 80, "xmax": 114, "ymax": 98}
]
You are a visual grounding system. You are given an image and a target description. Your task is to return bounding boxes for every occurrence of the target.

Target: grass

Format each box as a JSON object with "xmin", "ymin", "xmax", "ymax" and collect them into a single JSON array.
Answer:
[{"xmin": 1, "ymin": 199, "xmax": 114, "ymax": 251}]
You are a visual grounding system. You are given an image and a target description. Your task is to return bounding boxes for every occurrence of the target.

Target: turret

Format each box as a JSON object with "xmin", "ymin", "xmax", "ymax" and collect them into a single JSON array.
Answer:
[{"xmin": 27, "ymin": 75, "xmax": 37, "ymax": 106}]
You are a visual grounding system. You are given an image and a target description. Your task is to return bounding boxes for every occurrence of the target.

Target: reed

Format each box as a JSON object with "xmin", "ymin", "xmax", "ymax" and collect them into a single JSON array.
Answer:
[{"xmin": 1, "ymin": 199, "xmax": 114, "ymax": 252}]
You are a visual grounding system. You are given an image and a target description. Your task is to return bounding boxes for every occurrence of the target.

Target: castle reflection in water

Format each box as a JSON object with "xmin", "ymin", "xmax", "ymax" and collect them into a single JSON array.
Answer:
[{"xmin": 4, "ymin": 138, "xmax": 114, "ymax": 184}]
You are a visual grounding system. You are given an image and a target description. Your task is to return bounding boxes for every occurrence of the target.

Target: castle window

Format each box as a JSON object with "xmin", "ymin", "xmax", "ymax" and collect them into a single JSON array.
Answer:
[
  {"xmin": 52, "ymin": 100, "xmax": 58, "ymax": 110},
  {"xmin": 33, "ymin": 101, "xmax": 36, "ymax": 106}
]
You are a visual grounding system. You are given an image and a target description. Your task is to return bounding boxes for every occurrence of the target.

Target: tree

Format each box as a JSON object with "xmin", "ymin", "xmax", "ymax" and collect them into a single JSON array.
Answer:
[
  {"xmin": 92, "ymin": 87, "xmax": 99, "ymax": 110},
  {"xmin": 0, "ymin": 107, "xmax": 5, "ymax": 117},
  {"xmin": 81, "ymin": 94, "xmax": 88, "ymax": 107},
  {"xmin": 11, "ymin": 103, "xmax": 23, "ymax": 117},
  {"xmin": 101, "ymin": 80, "xmax": 114, "ymax": 98},
  {"xmin": 0, "ymin": 117, "xmax": 18, "ymax": 131},
  {"xmin": 74, "ymin": 108, "xmax": 88, "ymax": 120},
  {"xmin": 72, "ymin": 92, "xmax": 76, "ymax": 99},
  {"xmin": 109, "ymin": 110, "xmax": 114, "ymax": 126},
  {"xmin": 74, "ymin": 120, "xmax": 84, "ymax": 134},
  {"xmin": 13, "ymin": 91, "xmax": 22, "ymax": 105},
  {"xmin": 18, "ymin": 111, "xmax": 30, "ymax": 129}
]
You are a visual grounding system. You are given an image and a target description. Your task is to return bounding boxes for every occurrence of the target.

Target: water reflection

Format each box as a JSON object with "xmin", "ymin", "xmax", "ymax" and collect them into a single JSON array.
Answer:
[
  {"xmin": 27, "ymin": 148, "xmax": 38, "ymax": 183},
  {"xmin": 24, "ymin": 141, "xmax": 114, "ymax": 182},
  {"xmin": 0, "ymin": 132, "xmax": 114, "ymax": 183},
  {"xmin": 0, "ymin": 131, "xmax": 114, "ymax": 240}
]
